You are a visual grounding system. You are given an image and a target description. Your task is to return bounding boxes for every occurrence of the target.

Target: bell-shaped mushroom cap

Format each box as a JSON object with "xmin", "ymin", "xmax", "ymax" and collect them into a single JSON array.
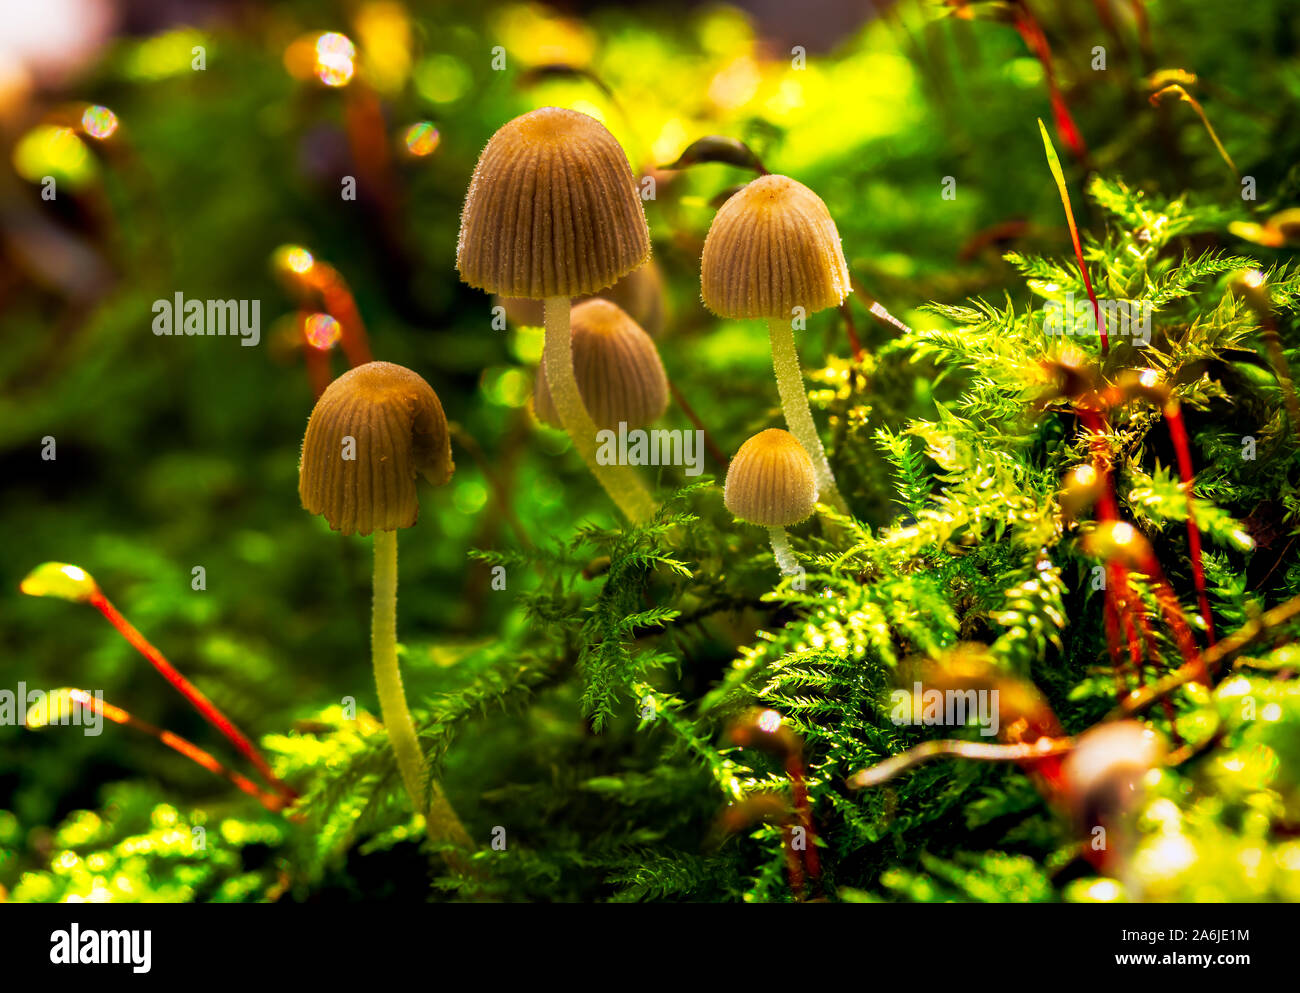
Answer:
[
  {"xmin": 534, "ymin": 299, "xmax": 669, "ymax": 431},
  {"xmin": 701, "ymin": 174, "xmax": 850, "ymax": 320},
  {"xmin": 724, "ymin": 428, "xmax": 818, "ymax": 527},
  {"xmin": 457, "ymin": 107, "xmax": 651, "ymax": 299},
  {"xmin": 299, "ymin": 361, "xmax": 454, "ymax": 536},
  {"xmin": 494, "ymin": 258, "xmax": 667, "ymax": 335}
]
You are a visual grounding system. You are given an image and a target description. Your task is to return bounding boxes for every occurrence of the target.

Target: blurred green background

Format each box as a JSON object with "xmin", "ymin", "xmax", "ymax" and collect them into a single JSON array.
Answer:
[{"xmin": 2, "ymin": 0, "xmax": 1298, "ymax": 901}]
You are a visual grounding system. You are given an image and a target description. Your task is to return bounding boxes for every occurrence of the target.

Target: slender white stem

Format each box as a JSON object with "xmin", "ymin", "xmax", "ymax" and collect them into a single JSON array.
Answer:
[
  {"xmin": 768, "ymin": 317, "xmax": 848, "ymax": 514},
  {"xmin": 768, "ymin": 526, "xmax": 800, "ymax": 576},
  {"xmin": 372, "ymin": 530, "xmax": 473, "ymax": 854},
  {"xmin": 372, "ymin": 530, "xmax": 425, "ymax": 813},
  {"xmin": 543, "ymin": 296, "xmax": 657, "ymax": 523}
]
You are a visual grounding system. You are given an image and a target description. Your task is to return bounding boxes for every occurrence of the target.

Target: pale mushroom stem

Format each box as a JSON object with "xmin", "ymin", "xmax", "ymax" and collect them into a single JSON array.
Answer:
[
  {"xmin": 767, "ymin": 317, "xmax": 848, "ymax": 514},
  {"xmin": 372, "ymin": 530, "xmax": 473, "ymax": 855},
  {"xmin": 543, "ymin": 295, "xmax": 658, "ymax": 523},
  {"xmin": 768, "ymin": 526, "xmax": 800, "ymax": 575}
]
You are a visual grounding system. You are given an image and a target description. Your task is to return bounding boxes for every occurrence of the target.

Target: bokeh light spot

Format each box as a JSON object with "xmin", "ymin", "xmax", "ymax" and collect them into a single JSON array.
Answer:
[
  {"xmin": 80, "ymin": 104, "xmax": 118, "ymax": 139},
  {"xmin": 303, "ymin": 313, "xmax": 342, "ymax": 350},
  {"xmin": 13, "ymin": 125, "xmax": 94, "ymax": 187},
  {"xmin": 413, "ymin": 54, "xmax": 470, "ymax": 104},
  {"xmin": 315, "ymin": 32, "xmax": 356, "ymax": 87},
  {"xmin": 403, "ymin": 121, "xmax": 440, "ymax": 156},
  {"xmin": 274, "ymin": 244, "xmax": 315, "ymax": 276},
  {"xmin": 481, "ymin": 367, "xmax": 529, "ymax": 408},
  {"xmin": 355, "ymin": 1, "xmax": 411, "ymax": 93},
  {"xmin": 453, "ymin": 479, "xmax": 488, "ymax": 515}
]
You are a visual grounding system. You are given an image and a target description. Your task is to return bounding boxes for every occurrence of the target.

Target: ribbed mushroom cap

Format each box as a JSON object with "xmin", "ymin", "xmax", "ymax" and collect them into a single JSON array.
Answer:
[
  {"xmin": 495, "ymin": 258, "xmax": 666, "ymax": 335},
  {"xmin": 457, "ymin": 107, "xmax": 651, "ymax": 299},
  {"xmin": 701, "ymin": 174, "xmax": 850, "ymax": 320},
  {"xmin": 299, "ymin": 361, "xmax": 453, "ymax": 536},
  {"xmin": 533, "ymin": 299, "xmax": 669, "ymax": 431},
  {"xmin": 724, "ymin": 428, "xmax": 818, "ymax": 527}
]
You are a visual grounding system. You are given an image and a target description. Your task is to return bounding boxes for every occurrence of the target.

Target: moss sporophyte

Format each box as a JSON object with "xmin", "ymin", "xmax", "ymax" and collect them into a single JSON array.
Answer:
[{"xmin": 20, "ymin": 562, "xmax": 296, "ymax": 807}]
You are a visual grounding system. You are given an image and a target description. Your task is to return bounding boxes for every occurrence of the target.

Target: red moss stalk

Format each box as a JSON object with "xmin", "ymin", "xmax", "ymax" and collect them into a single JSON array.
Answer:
[
  {"xmin": 60, "ymin": 690, "xmax": 285, "ymax": 813},
  {"xmin": 310, "ymin": 264, "xmax": 373, "ymax": 368},
  {"xmin": 839, "ymin": 301, "xmax": 864, "ymax": 361},
  {"xmin": 301, "ymin": 312, "xmax": 334, "ymax": 399},
  {"xmin": 88, "ymin": 591, "xmax": 296, "ymax": 801},
  {"xmin": 1017, "ymin": 4, "xmax": 1088, "ymax": 161},
  {"xmin": 667, "ymin": 379, "xmax": 729, "ymax": 473},
  {"xmin": 785, "ymin": 755, "xmax": 820, "ymax": 882},
  {"xmin": 1163, "ymin": 400, "xmax": 1215, "ymax": 643},
  {"xmin": 1103, "ymin": 596, "xmax": 1130, "ymax": 695}
]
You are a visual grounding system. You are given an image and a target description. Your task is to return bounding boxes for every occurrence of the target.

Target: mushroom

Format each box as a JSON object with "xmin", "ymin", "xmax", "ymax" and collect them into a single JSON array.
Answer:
[
  {"xmin": 701, "ymin": 174, "xmax": 851, "ymax": 514},
  {"xmin": 458, "ymin": 106, "xmax": 656, "ymax": 522},
  {"xmin": 298, "ymin": 361, "xmax": 471, "ymax": 851},
  {"xmin": 533, "ymin": 298, "xmax": 668, "ymax": 432},
  {"xmin": 1062, "ymin": 720, "xmax": 1166, "ymax": 875},
  {"xmin": 724, "ymin": 428, "xmax": 817, "ymax": 575}
]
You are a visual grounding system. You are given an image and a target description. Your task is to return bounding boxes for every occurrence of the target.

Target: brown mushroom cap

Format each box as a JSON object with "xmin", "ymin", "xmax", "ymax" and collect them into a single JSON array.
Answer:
[
  {"xmin": 533, "ymin": 298, "xmax": 669, "ymax": 431},
  {"xmin": 1062, "ymin": 720, "xmax": 1165, "ymax": 830},
  {"xmin": 494, "ymin": 258, "xmax": 667, "ymax": 335},
  {"xmin": 457, "ymin": 107, "xmax": 651, "ymax": 299},
  {"xmin": 701, "ymin": 174, "xmax": 850, "ymax": 320},
  {"xmin": 299, "ymin": 361, "xmax": 453, "ymax": 536},
  {"xmin": 724, "ymin": 428, "xmax": 818, "ymax": 527}
]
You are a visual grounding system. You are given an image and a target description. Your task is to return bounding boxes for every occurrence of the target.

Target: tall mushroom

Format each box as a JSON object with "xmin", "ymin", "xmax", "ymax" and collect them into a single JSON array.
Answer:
[
  {"xmin": 724, "ymin": 428, "xmax": 818, "ymax": 575},
  {"xmin": 701, "ymin": 174, "xmax": 851, "ymax": 514},
  {"xmin": 457, "ymin": 106, "xmax": 656, "ymax": 523},
  {"xmin": 298, "ymin": 360, "xmax": 471, "ymax": 853},
  {"xmin": 533, "ymin": 298, "xmax": 668, "ymax": 432}
]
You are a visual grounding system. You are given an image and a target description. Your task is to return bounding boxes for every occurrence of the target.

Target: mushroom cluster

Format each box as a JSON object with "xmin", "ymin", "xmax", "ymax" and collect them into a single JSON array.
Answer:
[
  {"xmin": 702, "ymin": 174, "xmax": 851, "ymax": 514},
  {"xmin": 458, "ymin": 106, "xmax": 657, "ymax": 523},
  {"xmin": 455, "ymin": 109, "xmax": 857, "ymax": 571},
  {"xmin": 284, "ymin": 107, "xmax": 867, "ymax": 843}
]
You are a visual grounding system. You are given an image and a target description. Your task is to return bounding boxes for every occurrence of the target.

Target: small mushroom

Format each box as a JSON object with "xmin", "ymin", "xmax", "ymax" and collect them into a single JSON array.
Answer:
[
  {"xmin": 533, "ymin": 298, "xmax": 668, "ymax": 432},
  {"xmin": 298, "ymin": 361, "xmax": 471, "ymax": 853},
  {"xmin": 701, "ymin": 174, "xmax": 851, "ymax": 514},
  {"xmin": 1062, "ymin": 720, "xmax": 1166, "ymax": 874},
  {"xmin": 458, "ymin": 106, "xmax": 656, "ymax": 522},
  {"xmin": 724, "ymin": 428, "xmax": 818, "ymax": 575}
]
